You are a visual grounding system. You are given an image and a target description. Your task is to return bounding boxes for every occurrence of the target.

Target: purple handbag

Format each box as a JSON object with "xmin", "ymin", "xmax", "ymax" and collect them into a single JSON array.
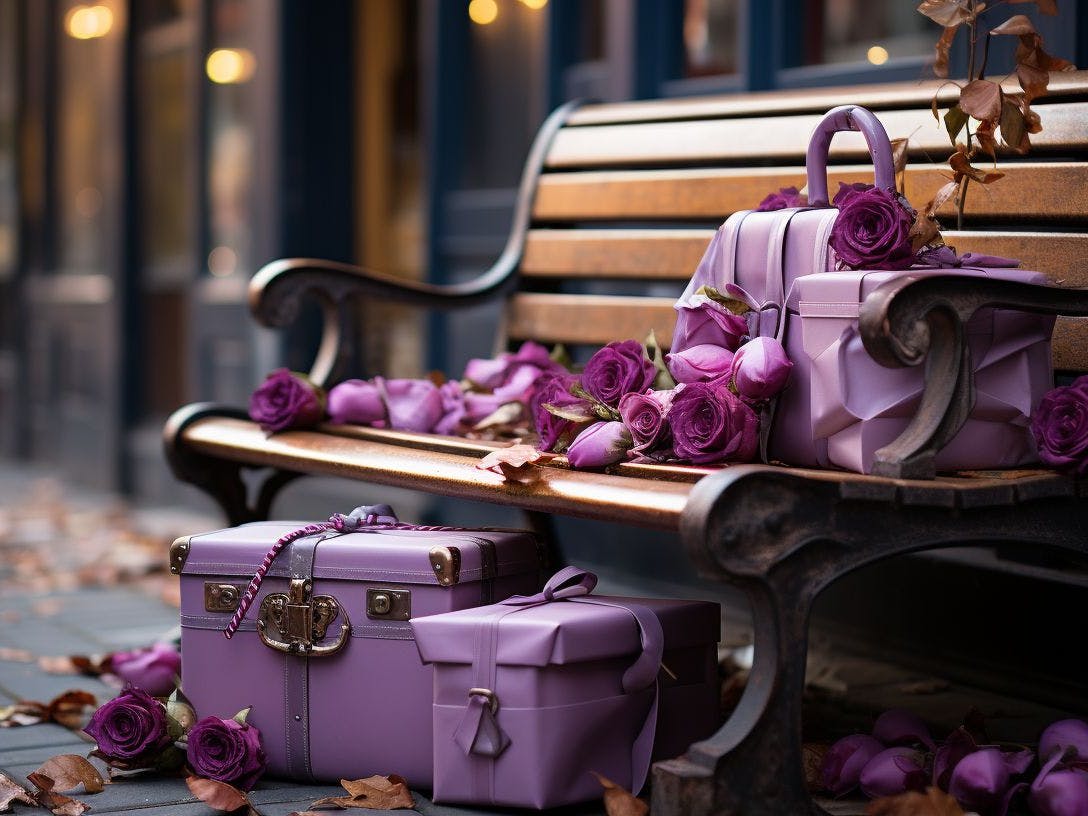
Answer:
[
  {"xmin": 411, "ymin": 567, "xmax": 721, "ymax": 809},
  {"xmin": 176, "ymin": 505, "xmax": 541, "ymax": 784},
  {"xmin": 675, "ymin": 104, "xmax": 1054, "ymax": 472}
]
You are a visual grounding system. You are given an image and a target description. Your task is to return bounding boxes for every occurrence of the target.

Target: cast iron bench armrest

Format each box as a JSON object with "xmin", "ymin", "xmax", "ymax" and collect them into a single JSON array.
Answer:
[{"xmin": 858, "ymin": 275, "xmax": 1088, "ymax": 479}]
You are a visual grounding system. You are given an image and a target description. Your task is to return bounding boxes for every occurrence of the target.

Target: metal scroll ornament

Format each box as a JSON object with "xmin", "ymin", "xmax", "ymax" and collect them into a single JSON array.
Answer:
[{"xmin": 257, "ymin": 578, "xmax": 349, "ymax": 656}]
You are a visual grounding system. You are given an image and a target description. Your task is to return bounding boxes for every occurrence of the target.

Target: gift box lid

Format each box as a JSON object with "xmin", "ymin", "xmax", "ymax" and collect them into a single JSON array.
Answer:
[
  {"xmin": 411, "ymin": 592, "xmax": 720, "ymax": 669},
  {"xmin": 180, "ymin": 520, "xmax": 540, "ymax": 586}
]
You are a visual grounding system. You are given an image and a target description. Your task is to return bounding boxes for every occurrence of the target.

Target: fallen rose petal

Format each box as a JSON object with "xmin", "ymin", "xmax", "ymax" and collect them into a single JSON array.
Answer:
[
  {"xmin": 866, "ymin": 786, "xmax": 967, "ymax": 816},
  {"xmin": 477, "ymin": 444, "xmax": 552, "ymax": 483},
  {"xmin": 27, "ymin": 773, "xmax": 90, "ymax": 816},
  {"xmin": 33, "ymin": 756, "xmax": 106, "ymax": 794},
  {"xmin": 0, "ymin": 772, "xmax": 35, "ymax": 812},
  {"xmin": 591, "ymin": 772, "xmax": 649, "ymax": 816},
  {"xmin": 309, "ymin": 774, "xmax": 415, "ymax": 810},
  {"xmin": 185, "ymin": 776, "xmax": 252, "ymax": 813},
  {"xmin": 873, "ymin": 708, "xmax": 937, "ymax": 751}
]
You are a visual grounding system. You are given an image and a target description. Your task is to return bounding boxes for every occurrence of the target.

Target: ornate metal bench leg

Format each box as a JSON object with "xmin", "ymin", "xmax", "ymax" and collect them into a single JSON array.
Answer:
[{"xmin": 653, "ymin": 576, "xmax": 822, "ymax": 816}]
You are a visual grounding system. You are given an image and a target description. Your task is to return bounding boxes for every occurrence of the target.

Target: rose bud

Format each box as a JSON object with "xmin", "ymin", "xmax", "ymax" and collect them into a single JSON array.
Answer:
[
  {"xmin": 672, "ymin": 294, "xmax": 749, "ymax": 354},
  {"xmin": 108, "ymin": 643, "xmax": 181, "ymax": 698},
  {"xmin": 819, "ymin": 734, "xmax": 883, "ymax": 797},
  {"xmin": 464, "ymin": 356, "xmax": 510, "ymax": 390},
  {"xmin": 665, "ymin": 344, "xmax": 734, "ymax": 385},
  {"xmin": 872, "ymin": 708, "xmax": 937, "ymax": 751},
  {"xmin": 1035, "ymin": 719, "xmax": 1088, "ymax": 790},
  {"xmin": 186, "ymin": 714, "xmax": 267, "ymax": 791},
  {"xmin": 933, "ymin": 727, "xmax": 978, "ymax": 791},
  {"xmin": 619, "ymin": 389, "xmax": 674, "ymax": 452},
  {"xmin": 566, "ymin": 422, "xmax": 633, "ymax": 469},
  {"xmin": 581, "ymin": 340, "xmax": 656, "ymax": 408},
  {"xmin": 1028, "ymin": 769, "xmax": 1088, "ymax": 816},
  {"xmin": 433, "ymin": 380, "xmax": 467, "ymax": 436},
  {"xmin": 84, "ymin": 687, "xmax": 173, "ymax": 763},
  {"xmin": 730, "ymin": 337, "xmax": 793, "ymax": 401},
  {"xmin": 948, "ymin": 748, "xmax": 1033, "ymax": 813},
  {"xmin": 859, "ymin": 747, "xmax": 927, "ymax": 799},
  {"xmin": 1031, "ymin": 379, "xmax": 1088, "ymax": 476},
  {"xmin": 248, "ymin": 368, "xmax": 325, "ymax": 433},
  {"xmin": 376, "ymin": 377, "xmax": 444, "ymax": 433},
  {"xmin": 327, "ymin": 379, "xmax": 386, "ymax": 425},
  {"xmin": 669, "ymin": 381, "xmax": 759, "ymax": 464}
]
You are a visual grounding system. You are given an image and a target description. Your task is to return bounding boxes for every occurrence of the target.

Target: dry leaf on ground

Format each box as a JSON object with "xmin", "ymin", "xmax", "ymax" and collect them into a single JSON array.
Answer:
[
  {"xmin": 186, "ymin": 776, "xmax": 256, "ymax": 814},
  {"xmin": 802, "ymin": 743, "xmax": 829, "ymax": 792},
  {"xmin": 33, "ymin": 755, "xmax": 107, "ymax": 794},
  {"xmin": 38, "ymin": 654, "xmax": 111, "ymax": 677},
  {"xmin": 26, "ymin": 773, "xmax": 90, "ymax": 816},
  {"xmin": 0, "ymin": 690, "xmax": 94, "ymax": 729},
  {"xmin": 866, "ymin": 786, "xmax": 967, "ymax": 816},
  {"xmin": 0, "ymin": 773, "xmax": 35, "ymax": 812},
  {"xmin": 309, "ymin": 775, "xmax": 415, "ymax": 810},
  {"xmin": 591, "ymin": 772, "xmax": 648, "ymax": 816},
  {"xmin": 0, "ymin": 647, "xmax": 33, "ymax": 663}
]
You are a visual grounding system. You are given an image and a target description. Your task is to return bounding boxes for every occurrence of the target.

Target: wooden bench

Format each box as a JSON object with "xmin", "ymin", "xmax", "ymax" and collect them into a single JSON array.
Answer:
[{"xmin": 165, "ymin": 74, "xmax": 1088, "ymax": 816}]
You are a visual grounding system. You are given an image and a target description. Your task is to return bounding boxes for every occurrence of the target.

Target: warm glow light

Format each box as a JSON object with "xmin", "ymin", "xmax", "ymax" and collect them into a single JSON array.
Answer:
[
  {"xmin": 867, "ymin": 45, "xmax": 889, "ymax": 65},
  {"xmin": 208, "ymin": 246, "xmax": 238, "ymax": 277},
  {"xmin": 520, "ymin": 0, "xmax": 548, "ymax": 8},
  {"xmin": 205, "ymin": 48, "xmax": 256, "ymax": 84},
  {"xmin": 468, "ymin": 0, "xmax": 498, "ymax": 25},
  {"xmin": 65, "ymin": 4, "xmax": 113, "ymax": 40}
]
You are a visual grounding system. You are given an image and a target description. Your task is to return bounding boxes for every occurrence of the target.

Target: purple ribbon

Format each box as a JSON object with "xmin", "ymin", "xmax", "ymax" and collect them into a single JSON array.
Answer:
[{"xmin": 916, "ymin": 245, "xmax": 1021, "ymax": 269}]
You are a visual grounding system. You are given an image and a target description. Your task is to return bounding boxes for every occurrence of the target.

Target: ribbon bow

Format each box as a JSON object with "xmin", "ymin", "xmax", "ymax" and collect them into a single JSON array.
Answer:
[{"xmin": 917, "ymin": 245, "xmax": 1020, "ymax": 269}]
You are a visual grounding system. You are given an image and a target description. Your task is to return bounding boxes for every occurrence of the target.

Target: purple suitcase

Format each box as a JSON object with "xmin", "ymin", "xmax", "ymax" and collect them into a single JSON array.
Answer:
[
  {"xmin": 175, "ymin": 506, "xmax": 541, "ymax": 784},
  {"xmin": 411, "ymin": 567, "xmax": 721, "ymax": 809}
]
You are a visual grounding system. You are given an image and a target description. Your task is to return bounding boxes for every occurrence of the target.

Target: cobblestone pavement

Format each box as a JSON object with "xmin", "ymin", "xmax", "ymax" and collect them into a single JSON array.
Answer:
[{"xmin": 0, "ymin": 464, "xmax": 603, "ymax": 815}]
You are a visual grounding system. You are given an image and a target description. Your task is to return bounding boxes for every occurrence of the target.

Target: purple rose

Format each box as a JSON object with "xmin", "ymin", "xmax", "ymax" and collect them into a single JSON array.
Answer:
[
  {"xmin": 666, "ymin": 344, "xmax": 734, "ymax": 385},
  {"xmin": 248, "ymin": 369, "xmax": 324, "ymax": 433},
  {"xmin": 668, "ymin": 382, "xmax": 758, "ymax": 464},
  {"xmin": 377, "ymin": 378, "xmax": 444, "ymax": 433},
  {"xmin": 463, "ymin": 391, "xmax": 505, "ymax": 423},
  {"xmin": 872, "ymin": 708, "xmax": 936, "ymax": 751},
  {"xmin": 531, "ymin": 372, "xmax": 588, "ymax": 452},
  {"xmin": 672, "ymin": 294, "xmax": 749, "ymax": 355},
  {"xmin": 829, "ymin": 184, "xmax": 915, "ymax": 271},
  {"xmin": 108, "ymin": 643, "xmax": 181, "ymax": 698},
  {"xmin": 1032, "ymin": 378, "xmax": 1088, "ymax": 476},
  {"xmin": 464, "ymin": 341, "xmax": 563, "ymax": 394},
  {"xmin": 566, "ymin": 421, "xmax": 633, "ymax": 468},
  {"xmin": 327, "ymin": 379, "xmax": 386, "ymax": 426},
  {"xmin": 859, "ymin": 747, "xmax": 927, "ymax": 799},
  {"xmin": 948, "ymin": 748, "xmax": 1033, "ymax": 813},
  {"xmin": 619, "ymin": 389, "xmax": 674, "ymax": 452},
  {"xmin": 1029, "ymin": 769, "xmax": 1088, "ymax": 816},
  {"xmin": 84, "ymin": 687, "xmax": 173, "ymax": 762},
  {"xmin": 831, "ymin": 181, "xmax": 874, "ymax": 208},
  {"xmin": 933, "ymin": 727, "xmax": 978, "ymax": 791},
  {"xmin": 186, "ymin": 715, "xmax": 267, "ymax": 791},
  {"xmin": 581, "ymin": 341, "xmax": 656, "ymax": 408},
  {"xmin": 756, "ymin": 185, "xmax": 806, "ymax": 212},
  {"xmin": 730, "ymin": 337, "xmax": 793, "ymax": 401},
  {"xmin": 819, "ymin": 734, "xmax": 883, "ymax": 797},
  {"xmin": 433, "ymin": 381, "xmax": 467, "ymax": 436}
]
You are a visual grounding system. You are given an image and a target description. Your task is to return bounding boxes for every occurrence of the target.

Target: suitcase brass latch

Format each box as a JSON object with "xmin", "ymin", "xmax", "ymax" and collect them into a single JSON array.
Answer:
[{"xmin": 257, "ymin": 578, "xmax": 349, "ymax": 656}]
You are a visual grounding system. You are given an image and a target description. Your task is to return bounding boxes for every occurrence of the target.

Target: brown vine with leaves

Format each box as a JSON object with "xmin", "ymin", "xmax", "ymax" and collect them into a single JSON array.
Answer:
[{"xmin": 915, "ymin": 0, "xmax": 1075, "ymax": 236}]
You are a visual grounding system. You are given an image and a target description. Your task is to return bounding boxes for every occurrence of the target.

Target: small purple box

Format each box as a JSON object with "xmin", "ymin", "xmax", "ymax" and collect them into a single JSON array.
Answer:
[
  {"xmin": 178, "ymin": 518, "xmax": 541, "ymax": 784},
  {"xmin": 411, "ymin": 568, "xmax": 721, "ymax": 809}
]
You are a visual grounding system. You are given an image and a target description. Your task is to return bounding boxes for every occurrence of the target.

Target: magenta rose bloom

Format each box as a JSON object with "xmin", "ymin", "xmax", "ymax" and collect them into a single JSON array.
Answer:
[
  {"xmin": 666, "ymin": 344, "xmax": 734, "ymax": 385},
  {"xmin": 186, "ymin": 715, "xmax": 267, "ymax": 791},
  {"xmin": 1032, "ymin": 377, "xmax": 1088, "ymax": 476},
  {"xmin": 327, "ymin": 379, "xmax": 386, "ymax": 425},
  {"xmin": 566, "ymin": 421, "xmax": 633, "ymax": 468},
  {"xmin": 668, "ymin": 382, "xmax": 758, "ymax": 464},
  {"xmin": 831, "ymin": 181, "xmax": 874, "ymax": 208},
  {"xmin": 248, "ymin": 369, "xmax": 324, "ymax": 433},
  {"xmin": 730, "ymin": 337, "xmax": 793, "ymax": 401},
  {"xmin": 859, "ymin": 747, "xmax": 927, "ymax": 799},
  {"xmin": 829, "ymin": 184, "xmax": 915, "ymax": 270},
  {"xmin": 108, "ymin": 643, "xmax": 181, "ymax": 698},
  {"xmin": 581, "ymin": 340, "xmax": 656, "ymax": 408},
  {"xmin": 619, "ymin": 389, "xmax": 674, "ymax": 452},
  {"xmin": 819, "ymin": 734, "xmax": 883, "ymax": 797},
  {"xmin": 376, "ymin": 377, "xmax": 444, "ymax": 433},
  {"xmin": 531, "ymin": 372, "xmax": 587, "ymax": 452},
  {"xmin": 672, "ymin": 294, "xmax": 749, "ymax": 355},
  {"xmin": 756, "ymin": 185, "xmax": 806, "ymax": 212},
  {"xmin": 84, "ymin": 687, "xmax": 173, "ymax": 762}
]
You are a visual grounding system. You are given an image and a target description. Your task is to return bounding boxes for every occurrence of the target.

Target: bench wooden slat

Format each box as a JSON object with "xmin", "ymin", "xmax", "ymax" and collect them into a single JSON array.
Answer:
[
  {"xmin": 533, "ymin": 162, "xmax": 1088, "ymax": 221},
  {"xmin": 521, "ymin": 229, "xmax": 1088, "ymax": 285},
  {"xmin": 545, "ymin": 103, "xmax": 1088, "ymax": 168},
  {"xmin": 507, "ymin": 293, "xmax": 678, "ymax": 347},
  {"xmin": 566, "ymin": 72, "xmax": 1088, "ymax": 126}
]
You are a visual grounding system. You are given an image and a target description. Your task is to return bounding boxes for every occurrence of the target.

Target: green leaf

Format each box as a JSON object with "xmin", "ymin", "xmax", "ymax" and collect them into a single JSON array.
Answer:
[
  {"xmin": 543, "ymin": 402, "xmax": 597, "ymax": 423},
  {"xmin": 694, "ymin": 285, "xmax": 751, "ymax": 315},
  {"xmin": 943, "ymin": 106, "xmax": 969, "ymax": 143},
  {"xmin": 166, "ymin": 686, "xmax": 195, "ymax": 733},
  {"xmin": 999, "ymin": 96, "xmax": 1028, "ymax": 150},
  {"xmin": 232, "ymin": 706, "xmax": 251, "ymax": 726},
  {"xmin": 548, "ymin": 343, "xmax": 573, "ymax": 370},
  {"xmin": 643, "ymin": 330, "xmax": 675, "ymax": 391},
  {"xmin": 591, "ymin": 403, "xmax": 622, "ymax": 422}
]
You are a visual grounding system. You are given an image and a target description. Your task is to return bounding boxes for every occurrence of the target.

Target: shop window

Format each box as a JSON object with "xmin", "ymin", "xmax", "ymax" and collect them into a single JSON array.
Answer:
[
  {"xmin": 0, "ymin": 0, "xmax": 16, "ymax": 279},
  {"xmin": 683, "ymin": 0, "xmax": 739, "ymax": 78}
]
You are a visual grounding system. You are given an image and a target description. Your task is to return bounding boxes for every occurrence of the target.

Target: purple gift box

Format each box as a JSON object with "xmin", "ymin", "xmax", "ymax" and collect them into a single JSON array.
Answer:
[
  {"xmin": 178, "ymin": 516, "xmax": 541, "ymax": 784},
  {"xmin": 411, "ymin": 567, "xmax": 721, "ymax": 809}
]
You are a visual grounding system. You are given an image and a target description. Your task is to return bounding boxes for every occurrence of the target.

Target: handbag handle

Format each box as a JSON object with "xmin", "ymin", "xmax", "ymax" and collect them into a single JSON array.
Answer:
[{"xmin": 806, "ymin": 105, "xmax": 896, "ymax": 205}]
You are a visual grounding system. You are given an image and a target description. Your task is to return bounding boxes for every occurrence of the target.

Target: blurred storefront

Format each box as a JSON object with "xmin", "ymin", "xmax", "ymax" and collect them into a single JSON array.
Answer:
[{"xmin": 0, "ymin": 0, "xmax": 1084, "ymax": 500}]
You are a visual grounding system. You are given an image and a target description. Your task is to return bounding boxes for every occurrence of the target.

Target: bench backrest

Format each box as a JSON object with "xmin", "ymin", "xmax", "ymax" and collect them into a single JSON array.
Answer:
[{"xmin": 507, "ymin": 73, "xmax": 1088, "ymax": 374}]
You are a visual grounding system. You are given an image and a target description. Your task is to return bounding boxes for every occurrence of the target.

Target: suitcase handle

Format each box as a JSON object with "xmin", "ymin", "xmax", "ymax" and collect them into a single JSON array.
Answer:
[{"xmin": 806, "ymin": 105, "xmax": 896, "ymax": 205}]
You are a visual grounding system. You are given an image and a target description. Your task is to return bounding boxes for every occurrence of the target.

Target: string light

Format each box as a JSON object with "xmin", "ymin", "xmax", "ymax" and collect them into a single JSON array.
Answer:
[
  {"xmin": 520, "ymin": 0, "xmax": 548, "ymax": 9},
  {"xmin": 468, "ymin": 0, "xmax": 498, "ymax": 25},
  {"xmin": 206, "ymin": 48, "xmax": 257, "ymax": 84},
  {"xmin": 867, "ymin": 46, "xmax": 889, "ymax": 65},
  {"xmin": 65, "ymin": 5, "xmax": 113, "ymax": 39}
]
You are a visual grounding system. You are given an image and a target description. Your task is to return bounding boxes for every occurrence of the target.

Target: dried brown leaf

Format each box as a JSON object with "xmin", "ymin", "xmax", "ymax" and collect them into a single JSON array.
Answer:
[
  {"xmin": 990, "ymin": 13, "xmax": 1036, "ymax": 36},
  {"xmin": 933, "ymin": 26, "xmax": 959, "ymax": 78},
  {"xmin": 1017, "ymin": 60, "xmax": 1050, "ymax": 102},
  {"xmin": 974, "ymin": 118, "xmax": 998, "ymax": 158},
  {"xmin": 591, "ymin": 772, "xmax": 649, "ymax": 816},
  {"xmin": 999, "ymin": 97, "xmax": 1029, "ymax": 152},
  {"xmin": 309, "ymin": 775, "xmax": 415, "ymax": 810},
  {"xmin": 0, "ymin": 773, "xmax": 35, "ymax": 812},
  {"xmin": 472, "ymin": 402, "xmax": 524, "ymax": 431},
  {"xmin": 1010, "ymin": 0, "xmax": 1058, "ymax": 14},
  {"xmin": 866, "ymin": 786, "xmax": 966, "ymax": 816},
  {"xmin": 890, "ymin": 138, "xmax": 909, "ymax": 176},
  {"xmin": 0, "ymin": 700, "xmax": 48, "ymax": 727},
  {"xmin": 27, "ymin": 773, "xmax": 90, "ymax": 816},
  {"xmin": 917, "ymin": 0, "xmax": 978, "ymax": 27},
  {"xmin": 34, "ymin": 755, "xmax": 106, "ymax": 794},
  {"xmin": 923, "ymin": 180, "xmax": 961, "ymax": 223},
  {"xmin": 958, "ymin": 79, "xmax": 1002, "ymax": 122},
  {"xmin": 46, "ymin": 690, "xmax": 97, "ymax": 730},
  {"xmin": 950, "ymin": 148, "xmax": 1005, "ymax": 184},
  {"xmin": 185, "ymin": 776, "xmax": 253, "ymax": 813}
]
